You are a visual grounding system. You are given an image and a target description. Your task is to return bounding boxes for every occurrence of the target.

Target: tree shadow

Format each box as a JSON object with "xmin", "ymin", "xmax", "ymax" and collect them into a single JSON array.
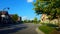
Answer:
[{"xmin": 0, "ymin": 27, "xmax": 27, "ymax": 34}]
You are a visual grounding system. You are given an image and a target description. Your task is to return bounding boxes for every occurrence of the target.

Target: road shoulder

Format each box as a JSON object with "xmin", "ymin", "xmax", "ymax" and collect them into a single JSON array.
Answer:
[{"xmin": 36, "ymin": 28, "xmax": 45, "ymax": 34}]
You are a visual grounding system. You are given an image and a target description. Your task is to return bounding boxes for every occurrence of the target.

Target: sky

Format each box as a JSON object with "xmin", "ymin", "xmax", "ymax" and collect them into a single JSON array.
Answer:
[{"xmin": 0, "ymin": 0, "xmax": 41, "ymax": 20}]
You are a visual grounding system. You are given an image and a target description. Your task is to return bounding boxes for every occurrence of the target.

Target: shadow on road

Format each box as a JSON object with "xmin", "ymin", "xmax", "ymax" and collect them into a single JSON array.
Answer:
[{"xmin": 0, "ymin": 27, "xmax": 27, "ymax": 34}]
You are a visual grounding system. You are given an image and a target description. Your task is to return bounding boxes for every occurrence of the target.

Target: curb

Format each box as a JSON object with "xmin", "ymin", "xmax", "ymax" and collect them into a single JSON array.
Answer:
[{"xmin": 36, "ymin": 28, "xmax": 45, "ymax": 34}]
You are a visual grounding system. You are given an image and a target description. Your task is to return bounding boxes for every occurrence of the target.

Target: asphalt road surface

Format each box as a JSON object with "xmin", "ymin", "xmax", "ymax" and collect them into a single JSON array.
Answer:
[{"xmin": 0, "ymin": 23, "xmax": 41, "ymax": 34}]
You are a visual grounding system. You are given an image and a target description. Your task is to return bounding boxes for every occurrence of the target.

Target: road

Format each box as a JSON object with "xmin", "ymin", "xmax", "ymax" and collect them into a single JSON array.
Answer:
[{"xmin": 0, "ymin": 23, "xmax": 41, "ymax": 34}]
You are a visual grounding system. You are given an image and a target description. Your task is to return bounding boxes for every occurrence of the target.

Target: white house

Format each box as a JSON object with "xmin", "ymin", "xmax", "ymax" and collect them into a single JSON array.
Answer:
[{"xmin": 40, "ymin": 14, "xmax": 58, "ymax": 24}]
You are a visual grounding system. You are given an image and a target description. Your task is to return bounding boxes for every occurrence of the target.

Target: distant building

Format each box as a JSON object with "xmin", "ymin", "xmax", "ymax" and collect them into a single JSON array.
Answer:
[
  {"xmin": 0, "ymin": 11, "xmax": 22, "ymax": 24},
  {"xmin": 17, "ymin": 17, "xmax": 22, "ymax": 23},
  {"xmin": 9, "ymin": 14, "xmax": 14, "ymax": 17},
  {"xmin": 17, "ymin": 17, "xmax": 22, "ymax": 21},
  {"xmin": 0, "ymin": 11, "xmax": 13, "ymax": 24}
]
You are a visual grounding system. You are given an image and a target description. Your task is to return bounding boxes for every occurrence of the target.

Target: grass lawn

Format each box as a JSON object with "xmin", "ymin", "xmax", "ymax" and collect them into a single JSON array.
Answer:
[{"xmin": 39, "ymin": 25, "xmax": 55, "ymax": 34}]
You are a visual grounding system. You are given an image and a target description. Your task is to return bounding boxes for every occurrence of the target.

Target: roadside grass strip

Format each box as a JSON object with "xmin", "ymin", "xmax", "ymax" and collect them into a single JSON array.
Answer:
[{"xmin": 39, "ymin": 25, "xmax": 55, "ymax": 34}]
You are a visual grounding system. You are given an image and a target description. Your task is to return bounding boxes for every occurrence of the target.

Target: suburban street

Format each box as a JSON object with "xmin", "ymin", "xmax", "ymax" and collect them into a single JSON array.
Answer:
[{"xmin": 0, "ymin": 23, "xmax": 41, "ymax": 34}]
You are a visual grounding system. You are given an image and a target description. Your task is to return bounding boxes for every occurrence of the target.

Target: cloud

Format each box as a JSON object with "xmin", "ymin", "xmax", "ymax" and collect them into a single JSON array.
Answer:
[
  {"xmin": 30, "ymin": 18, "xmax": 33, "ymax": 20},
  {"xmin": 22, "ymin": 16, "xmax": 34, "ymax": 21},
  {"xmin": 27, "ymin": 0, "xmax": 34, "ymax": 3},
  {"xmin": 22, "ymin": 16, "xmax": 27, "ymax": 21}
]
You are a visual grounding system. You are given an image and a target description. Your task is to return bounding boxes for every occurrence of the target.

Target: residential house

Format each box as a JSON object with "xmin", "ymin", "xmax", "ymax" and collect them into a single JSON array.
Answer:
[
  {"xmin": 0, "ymin": 11, "xmax": 22, "ymax": 24},
  {"xmin": 40, "ymin": 14, "xmax": 58, "ymax": 24}
]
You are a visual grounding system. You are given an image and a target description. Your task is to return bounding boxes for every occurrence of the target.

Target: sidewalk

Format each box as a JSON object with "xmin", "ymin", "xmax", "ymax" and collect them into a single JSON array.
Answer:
[{"xmin": 36, "ymin": 28, "xmax": 45, "ymax": 34}]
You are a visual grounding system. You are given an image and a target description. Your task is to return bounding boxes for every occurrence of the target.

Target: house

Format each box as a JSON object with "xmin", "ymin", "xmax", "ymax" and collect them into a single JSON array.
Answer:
[
  {"xmin": 40, "ymin": 14, "xmax": 58, "ymax": 24},
  {"xmin": 17, "ymin": 17, "xmax": 22, "ymax": 23},
  {"xmin": 0, "ymin": 11, "xmax": 13, "ymax": 24},
  {"xmin": 0, "ymin": 11, "xmax": 22, "ymax": 24},
  {"xmin": 41, "ymin": 14, "xmax": 49, "ymax": 23}
]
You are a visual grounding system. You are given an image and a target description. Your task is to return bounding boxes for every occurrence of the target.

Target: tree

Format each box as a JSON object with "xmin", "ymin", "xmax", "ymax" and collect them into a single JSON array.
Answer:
[
  {"xmin": 33, "ymin": 0, "xmax": 60, "ymax": 27},
  {"xmin": 48, "ymin": 15, "xmax": 53, "ymax": 23},
  {"xmin": 12, "ymin": 14, "xmax": 18, "ymax": 21},
  {"xmin": 23, "ymin": 19, "xmax": 28, "ymax": 23},
  {"xmin": 33, "ymin": 17, "xmax": 38, "ymax": 24}
]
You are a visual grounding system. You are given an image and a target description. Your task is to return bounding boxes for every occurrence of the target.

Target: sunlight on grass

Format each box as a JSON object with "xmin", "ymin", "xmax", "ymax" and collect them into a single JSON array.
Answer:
[{"xmin": 39, "ymin": 25, "xmax": 55, "ymax": 34}]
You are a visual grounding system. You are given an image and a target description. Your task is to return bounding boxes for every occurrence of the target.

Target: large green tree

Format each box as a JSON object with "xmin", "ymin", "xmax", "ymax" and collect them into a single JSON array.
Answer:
[
  {"xmin": 12, "ymin": 14, "xmax": 18, "ymax": 21},
  {"xmin": 34, "ymin": 0, "xmax": 60, "ymax": 27}
]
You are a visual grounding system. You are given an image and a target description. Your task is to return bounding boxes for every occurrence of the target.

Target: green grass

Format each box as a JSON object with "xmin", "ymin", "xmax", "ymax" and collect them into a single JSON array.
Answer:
[{"xmin": 39, "ymin": 25, "xmax": 55, "ymax": 34}]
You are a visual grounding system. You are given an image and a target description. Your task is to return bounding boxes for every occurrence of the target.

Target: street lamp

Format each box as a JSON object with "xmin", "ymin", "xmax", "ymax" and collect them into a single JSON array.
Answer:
[{"xmin": 3, "ymin": 7, "xmax": 10, "ymax": 11}]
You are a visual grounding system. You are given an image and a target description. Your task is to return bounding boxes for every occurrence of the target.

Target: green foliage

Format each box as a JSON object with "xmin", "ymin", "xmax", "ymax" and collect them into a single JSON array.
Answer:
[
  {"xmin": 23, "ymin": 19, "xmax": 28, "ymax": 23},
  {"xmin": 33, "ymin": 17, "xmax": 38, "ymax": 24},
  {"xmin": 34, "ymin": 17, "xmax": 37, "ymax": 21},
  {"xmin": 12, "ymin": 14, "xmax": 18, "ymax": 21},
  {"xmin": 34, "ymin": 0, "xmax": 60, "ymax": 27},
  {"xmin": 47, "ymin": 23, "xmax": 58, "ymax": 27},
  {"xmin": 34, "ymin": 0, "xmax": 60, "ymax": 19},
  {"xmin": 39, "ymin": 25, "xmax": 55, "ymax": 34}
]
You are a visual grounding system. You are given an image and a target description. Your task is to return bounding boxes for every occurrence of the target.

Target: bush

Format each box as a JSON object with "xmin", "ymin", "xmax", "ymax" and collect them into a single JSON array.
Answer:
[
  {"xmin": 41, "ymin": 23, "xmax": 47, "ymax": 25},
  {"xmin": 47, "ymin": 23, "xmax": 58, "ymax": 27}
]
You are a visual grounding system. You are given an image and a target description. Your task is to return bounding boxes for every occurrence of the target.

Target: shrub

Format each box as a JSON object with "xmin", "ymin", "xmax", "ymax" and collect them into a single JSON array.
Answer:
[{"xmin": 47, "ymin": 23, "xmax": 58, "ymax": 27}]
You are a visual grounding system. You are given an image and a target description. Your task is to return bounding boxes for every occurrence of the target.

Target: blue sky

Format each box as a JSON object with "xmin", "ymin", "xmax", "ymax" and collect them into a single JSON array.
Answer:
[{"xmin": 0, "ymin": 0, "xmax": 41, "ymax": 20}]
